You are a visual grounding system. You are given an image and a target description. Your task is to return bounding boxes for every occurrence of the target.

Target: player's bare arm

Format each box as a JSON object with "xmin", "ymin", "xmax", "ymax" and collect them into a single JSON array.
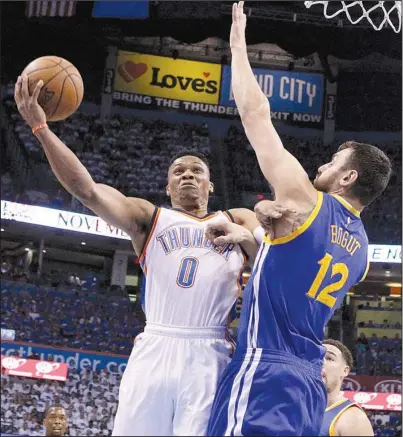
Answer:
[
  {"xmin": 335, "ymin": 406, "xmax": 374, "ymax": 436},
  {"xmin": 252, "ymin": 201, "xmax": 297, "ymax": 239},
  {"xmin": 206, "ymin": 204, "xmax": 294, "ymax": 260},
  {"xmin": 14, "ymin": 74, "xmax": 155, "ymax": 255},
  {"xmin": 230, "ymin": 2, "xmax": 317, "ymax": 210},
  {"xmin": 205, "ymin": 220, "xmax": 258, "ymax": 263},
  {"xmin": 229, "ymin": 208, "xmax": 260, "ymax": 235}
]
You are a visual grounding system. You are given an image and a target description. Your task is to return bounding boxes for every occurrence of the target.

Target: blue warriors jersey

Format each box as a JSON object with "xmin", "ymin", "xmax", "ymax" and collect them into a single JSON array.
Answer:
[
  {"xmin": 237, "ymin": 192, "xmax": 369, "ymax": 366},
  {"xmin": 320, "ymin": 398, "xmax": 360, "ymax": 436}
]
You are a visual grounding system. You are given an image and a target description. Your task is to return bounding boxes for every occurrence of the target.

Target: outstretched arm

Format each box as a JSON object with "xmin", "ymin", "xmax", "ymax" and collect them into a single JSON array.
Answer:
[
  {"xmin": 230, "ymin": 2, "xmax": 317, "ymax": 206},
  {"xmin": 15, "ymin": 75, "xmax": 155, "ymax": 254}
]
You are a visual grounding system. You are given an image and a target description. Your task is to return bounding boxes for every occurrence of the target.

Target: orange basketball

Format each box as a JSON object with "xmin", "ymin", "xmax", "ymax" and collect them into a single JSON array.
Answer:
[{"xmin": 21, "ymin": 56, "xmax": 84, "ymax": 122}]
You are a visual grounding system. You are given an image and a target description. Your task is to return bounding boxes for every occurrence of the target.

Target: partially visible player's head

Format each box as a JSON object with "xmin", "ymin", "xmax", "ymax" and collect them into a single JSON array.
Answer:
[
  {"xmin": 166, "ymin": 150, "xmax": 214, "ymax": 209},
  {"xmin": 44, "ymin": 405, "xmax": 68, "ymax": 436},
  {"xmin": 322, "ymin": 339, "xmax": 353, "ymax": 394},
  {"xmin": 314, "ymin": 141, "xmax": 392, "ymax": 207}
]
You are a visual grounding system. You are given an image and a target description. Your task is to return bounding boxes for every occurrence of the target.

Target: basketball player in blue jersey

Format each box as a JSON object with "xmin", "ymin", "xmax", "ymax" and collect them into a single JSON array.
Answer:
[
  {"xmin": 206, "ymin": 2, "xmax": 392, "ymax": 436},
  {"xmin": 320, "ymin": 339, "xmax": 373, "ymax": 436}
]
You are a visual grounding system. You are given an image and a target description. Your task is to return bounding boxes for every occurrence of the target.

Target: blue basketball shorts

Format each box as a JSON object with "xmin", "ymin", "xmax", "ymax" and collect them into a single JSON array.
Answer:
[{"xmin": 207, "ymin": 348, "xmax": 327, "ymax": 436}]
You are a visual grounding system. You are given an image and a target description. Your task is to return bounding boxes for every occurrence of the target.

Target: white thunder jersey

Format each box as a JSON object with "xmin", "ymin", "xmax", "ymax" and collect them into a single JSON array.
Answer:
[{"xmin": 139, "ymin": 207, "xmax": 246, "ymax": 328}]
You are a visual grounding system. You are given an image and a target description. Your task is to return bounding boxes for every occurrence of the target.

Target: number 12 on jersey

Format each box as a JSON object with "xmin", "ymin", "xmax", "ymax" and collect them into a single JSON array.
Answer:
[
  {"xmin": 177, "ymin": 257, "xmax": 199, "ymax": 288},
  {"xmin": 306, "ymin": 253, "xmax": 349, "ymax": 309}
]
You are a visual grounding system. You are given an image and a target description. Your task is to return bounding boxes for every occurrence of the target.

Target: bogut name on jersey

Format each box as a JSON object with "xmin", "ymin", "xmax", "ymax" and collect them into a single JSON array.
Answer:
[
  {"xmin": 156, "ymin": 227, "xmax": 236, "ymax": 260},
  {"xmin": 330, "ymin": 225, "xmax": 361, "ymax": 256}
]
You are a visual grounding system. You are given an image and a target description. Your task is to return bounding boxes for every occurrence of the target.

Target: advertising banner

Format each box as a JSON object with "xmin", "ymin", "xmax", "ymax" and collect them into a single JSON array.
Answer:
[
  {"xmin": 219, "ymin": 65, "xmax": 324, "ymax": 123},
  {"xmin": 113, "ymin": 51, "xmax": 224, "ymax": 113},
  {"xmin": 1, "ymin": 355, "xmax": 68, "ymax": 381},
  {"xmin": 1, "ymin": 200, "xmax": 130, "ymax": 241},
  {"xmin": 343, "ymin": 375, "xmax": 401, "ymax": 393},
  {"xmin": 1, "ymin": 342, "xmax": 129, "ymax": 375},
  {"xmin": 342, "ymin": 391, "xmax": 401, "ymax": 411},
  {"xmin": 112, "ymin": 51, "xmax": 324, "ymax": 123},
  {"xmin": 368, "ymin": 244, "xmax": 401, "ymax": 264}
]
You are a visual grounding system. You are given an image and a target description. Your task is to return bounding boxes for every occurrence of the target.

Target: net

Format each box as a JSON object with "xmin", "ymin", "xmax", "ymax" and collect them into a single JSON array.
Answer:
[{"xmin": 304, "ymin": 1, "xmax": 402, "ymax": 33}]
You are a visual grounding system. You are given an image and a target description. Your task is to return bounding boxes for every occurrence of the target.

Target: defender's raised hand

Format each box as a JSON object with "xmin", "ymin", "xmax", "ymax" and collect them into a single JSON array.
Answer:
[
  {"xmin": 14, "ymin": 75, "xmax": 46, "ymax": 129},
  {"xmin": 230, "ymin": 1, "xmax": 247, "ymax": 51}
]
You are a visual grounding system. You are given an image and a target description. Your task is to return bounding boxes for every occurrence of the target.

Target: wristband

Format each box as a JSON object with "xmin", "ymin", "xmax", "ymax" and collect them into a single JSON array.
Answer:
[{"xmin": 32, "ymin": 123, "xmax": 48, "ymax": 135}]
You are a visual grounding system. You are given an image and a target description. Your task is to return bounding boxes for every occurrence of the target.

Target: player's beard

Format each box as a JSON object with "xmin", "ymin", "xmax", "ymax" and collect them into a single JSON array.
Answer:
[{"xmin": 313, "ymin": 173, "xmax": 337, "ymax": 193}]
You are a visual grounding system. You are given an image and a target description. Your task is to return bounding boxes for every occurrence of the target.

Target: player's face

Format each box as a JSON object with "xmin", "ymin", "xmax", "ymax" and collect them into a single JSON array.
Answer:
[
  {"xmin": 166, "ymin": 156, "xmax": 213, "ymax": 207},
  {"xmin": 322, "ymin": 344, "xmax": 349, "ymax": 393},
  {"xmin": 44, "ymin": 407, "xmax": 68, "ymax": 436},
  {"xmin": 314, "ymin": 148, "xmax": 357, "ymax": 193}
]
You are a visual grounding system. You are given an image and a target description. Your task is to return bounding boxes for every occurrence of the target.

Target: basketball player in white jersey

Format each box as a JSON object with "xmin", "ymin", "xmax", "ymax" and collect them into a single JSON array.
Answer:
[{"xmin": 15, "ymin": 74, "xmax": 266, "ymax": 436}]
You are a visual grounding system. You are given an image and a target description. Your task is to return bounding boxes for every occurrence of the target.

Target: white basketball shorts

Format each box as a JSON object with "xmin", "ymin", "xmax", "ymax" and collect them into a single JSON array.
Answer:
[{"xmin": 112, "ymin": 323, "xmax": 234, "ymax": 436}]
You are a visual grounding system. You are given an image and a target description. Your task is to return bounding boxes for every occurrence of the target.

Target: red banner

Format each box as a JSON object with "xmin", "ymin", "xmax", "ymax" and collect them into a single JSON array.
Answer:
[
  {"xmin": 342, "ymin": 375, "xmax": 401, "ymax": 393},
  {"xmin": 341, "ymin": 391, "xmax": 402, "ymax": 411},
  {"xmin": 1, "ymin": 355, "xmax": 68, "ymax": 381}
]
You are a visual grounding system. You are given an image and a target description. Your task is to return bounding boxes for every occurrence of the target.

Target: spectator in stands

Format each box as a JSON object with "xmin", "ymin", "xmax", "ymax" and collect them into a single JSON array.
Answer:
[
  {"xmin": 381, "ymin": 319, "xmax": 391, "ymax": 328},
  {"xmin": 2, "ymin": 366, "xmax": 123, "ymax": 436},
  {"xmin": 44, "ymin": 404, "xmax": 68, "ymax": 436},
  {"xmin": 394, "ymin": 418, "xmax": 402, "ymax": 437},
  {"xmin": 1, "ymin": 280, "xmax": 143, "ymax": 355},
  {"xmin": 357, "ymin": 333, "xmax": 370, "ymax": 352},
  {"xmin": 18, "ymin": 422, "xmax": 30, "ymax": 436},
  {"xmin": 369, "ymin": 333, "xmax": 379, "ymax": 348},
  {"xmin": 392, "ymin": 333, "xmax": 401, "ymax": 347}
]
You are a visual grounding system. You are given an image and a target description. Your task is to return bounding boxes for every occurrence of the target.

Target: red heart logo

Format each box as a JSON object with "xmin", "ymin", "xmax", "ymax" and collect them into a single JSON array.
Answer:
[
  {"xmin": 118, "ymin": 61, "xmax": 148, "ymax": 83},
  {"xmin": 203, "ymin": 72, "xmax": 210, "ymax": 78}
]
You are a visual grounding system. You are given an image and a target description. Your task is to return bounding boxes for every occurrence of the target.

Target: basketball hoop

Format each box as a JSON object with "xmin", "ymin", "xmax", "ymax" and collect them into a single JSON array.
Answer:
[{"xmin": 304, "ymin": 1, "xmax": 402, "ymax": 33}]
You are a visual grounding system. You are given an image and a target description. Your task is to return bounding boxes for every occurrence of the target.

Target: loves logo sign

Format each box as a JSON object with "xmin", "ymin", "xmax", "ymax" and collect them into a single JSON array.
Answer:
[
  {"xmin": 114, "ymin": 51, "xmax": 221, "ymax": 104},
  {"xmin": 118, "ymin": 61, "xmax": 148, "ymax": 81}
]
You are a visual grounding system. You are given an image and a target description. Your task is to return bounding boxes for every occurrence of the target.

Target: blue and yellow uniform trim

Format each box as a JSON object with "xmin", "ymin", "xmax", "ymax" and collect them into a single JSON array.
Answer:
[
  {"xmin": 330, "ymin": 194, "xmax": 361, "ymax": 218},
  {"xmin": 320, "ymin": 398, "xmax": 362, "ymax": 436},
  {"xmin": 263, "ymin": 191, "xmax": 324, "ymax": 246}
]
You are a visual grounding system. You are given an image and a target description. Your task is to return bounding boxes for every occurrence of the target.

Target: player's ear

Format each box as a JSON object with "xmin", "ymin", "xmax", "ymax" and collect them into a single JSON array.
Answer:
[
  {"xmin": 166, "ymin": 184, "xmax": 171, "ymax": 197},
  {"xmin": 343, "ymin": 365, "xmax": 350, "ymax": 377},
  {"xmin": 209, "ymin": 182, "xmax": 214, "ymax": 193},
  {"xmin": 340, "ymin": 170, "xmax": 358, "ymax": 187}
]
